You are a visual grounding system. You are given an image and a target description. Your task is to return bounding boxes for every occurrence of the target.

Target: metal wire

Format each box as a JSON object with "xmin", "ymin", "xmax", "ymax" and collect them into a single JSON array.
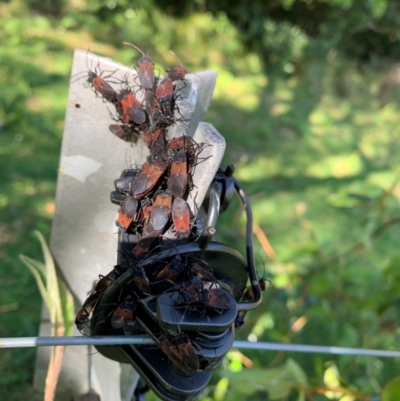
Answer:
[
  {"xmin": 233, "ymin": 177, "xmax": 262, "ymax": 311},
  {"xmin": 2, "ymin": 336, "xmax": 400, "ymax": 358}
]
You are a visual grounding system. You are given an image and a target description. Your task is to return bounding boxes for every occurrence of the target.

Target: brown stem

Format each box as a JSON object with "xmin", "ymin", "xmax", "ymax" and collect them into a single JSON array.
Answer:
[
  {"xmin": 304, "ymin": 384, "xmax": 370, "ymax": 401},
  {"xmin": 44, "ymin": 323, "xmax": 65, "ymax": 401}
]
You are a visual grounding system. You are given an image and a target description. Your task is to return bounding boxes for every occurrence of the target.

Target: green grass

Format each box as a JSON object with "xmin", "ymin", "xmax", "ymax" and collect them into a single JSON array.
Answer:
[{"xmin": 1, "ymin": 2, "xmax": 400, "ymax": 400}]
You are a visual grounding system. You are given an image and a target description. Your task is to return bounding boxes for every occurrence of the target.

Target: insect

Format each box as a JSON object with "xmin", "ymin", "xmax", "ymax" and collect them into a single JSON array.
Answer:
[
  {"xmin": 175, "ymin": 287, "xmax": 230, "ymax": 316},
  {"xmin": 143, "ymin": 90, "xmax": 162, "ymax": 126},
  {"xmin": 129, "ymin": 265, "xmax": 151, "ymax": 294},
  {"xmin": 109, "ymin": 124, "xmax": 138, "ymax": 140},
  {"xmin": 123, "ymin": 42, "xmax": 155, "ymax": 92},
  {"xmin": 190, "ymin": 264, "xmax": 233, "ymax": 293},
  {"xmin": 136, "ymin": 200, "xmax": 152, "ymax": 223},
  {"xmin": 148, "ymin": 129, "xmax": 166, "ymax": 158},
  {"xmin": 115, "ymin": 89, "xmax": 147, "ymax": 125},
  {"xmin": 235, "ymin": 275, "xmax": 268, "ymax": 328},
  {"xmin": 155, "ymin": 77, "xmax": 174, "ymax": 114},
  {"xmin": 141, "ymin": 127, "xmax": 163, "ymax": 148},
  {"xmin": 75, "ymin": 292, "xmax": 100, "ymax": 331},
  {"xmin": 116, "ymin": 196, "xmax": 138, "ymax": 231},
  {"xmin": 171, "ymin": 197, "xmax": 191, "ymax": 238},
  {"xmin": 132, "ymin": 156, "xmax": 168, "ymax": 200},
  {"xmin": 87, "ymin": 71, "xmax": 117, "ymax": 102},
  {"xmin": 114, "ymin": 175, "xmax": 137, "ymax": 196},
  {"xmin": 75, "ymin": 265, "xmax": 125, "ymax": 331},
  {"xmin": 72, "ymin": 52, "xmax": 118, "ymax": 102},
  {"xmin": 160, "ymin": 333, "xmax": 199, "ymax": 374},
  {"xmin": 168, "ymin": 135, "xmax": 197, "ymax": 176},
  {"xmin": 234, "ymin": 311, "xmax": 246, "ymax": 329},
  {"xmin": 111, "ymin": 295, "xmax": 136, "ymax": 335},
  {"xmin": 167, "ymin": 51, "xmax": 187, "ymax": 83},
  {"xmin": 154, "ymin": 253, "xmax": 185, "ymax": 283},
  {"xmin": 168, "ymin": 144, "xmax": 188, "ymax": 198},
  {"xmin": 149, "ymin": 192, "xmax": 172, "ymax": 232},
  {"xmin": 133, "ymin": 222, "xmax": 159, "ymax": 257}
]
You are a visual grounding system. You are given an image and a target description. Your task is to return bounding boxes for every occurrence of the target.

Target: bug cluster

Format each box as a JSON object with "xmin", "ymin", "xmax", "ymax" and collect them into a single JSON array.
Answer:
[
  {"xmin": 73, "ymin": 45, "xmax": 238, "ymax": 385},
  {"xmin": 73, "ymin": 43, "xmax": 206, "ymax": 254},
  {"xmin": 111, "ymin": 132, "xmax": 203, "ymax": 257},
  {"xmin": 75, "ymin": 251, "xmax": 237, "ymax": 376}
]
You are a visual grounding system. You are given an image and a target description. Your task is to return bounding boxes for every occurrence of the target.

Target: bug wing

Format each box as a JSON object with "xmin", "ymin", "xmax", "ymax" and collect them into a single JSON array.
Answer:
[
  {"xmin": 98, "ymin": 80, "xmax": 117, "ymax": 102},
  {"xmin": 150, "ymin": 205, "xmax": 170, "ymax": 231},
  {"xmin": 178, "ymin": 342, "xmax": 199, "ymax": 373},
  {"xmin": 139, "ymin": 68, "xmax": 155, "ymax": 91},
  {"xmin": 127, "ymin": 103, "xmax": 147, "ymax": 125},
  {"xmin": 133, "ymin": 164, "xmax": 166, "ymax": 199},
  {"xmin": 208, "ymin": 289, "xmax": 230, "ymax": 310},
  {"xmin": 171, "ymin": 197, "xmax": 190, "ymax": 238},
  {"xmin": 169, "ymin": 161, "xmax": 188, "ymax": 197}
]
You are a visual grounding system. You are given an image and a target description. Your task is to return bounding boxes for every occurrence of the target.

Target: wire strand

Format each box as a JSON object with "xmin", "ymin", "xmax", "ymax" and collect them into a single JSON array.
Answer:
[{"xmin": 2, "ymin": 336, "xmax": 400, "ymax": 358}]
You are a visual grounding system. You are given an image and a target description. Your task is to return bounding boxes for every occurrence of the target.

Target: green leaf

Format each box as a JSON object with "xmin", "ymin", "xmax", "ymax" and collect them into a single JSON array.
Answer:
[
  {"xmin": 20, "ymin": 232, "xmax": 74, "ymax": 338},
  {"xmin": 224, "ymin": 367, "xmax": 285, "ymax": 397},
  {"xmin": 35, "ymin": 231, "xmax": 63, "ymax": 327},
  {"xmin": 214, "ymin": 377, "xmax": 229, "ymax": 401},
  {"xmin": 58, "ymin": 279, "xmax": 75, "ymax": 337},
  {"xmin": 286, "ymin": 358, "xmax": 308, "ymax": 386},
  {"xmin": 324, "ymin": 364, "xmax": 341, "ymax": 388},
  {"xmin": 327, "ymin": 191, "xmax": 360, "ymax": 208},
  {"xmin": 381, "ymin": 376, "xmax": 400, "ymax": 401},
  {"xmin": 347, "ymin": 180, "xmax": 383, "ymax": 199},
  {"xmin": 19, "ymin": 254, "xmax": 54, "ymax": 318}
]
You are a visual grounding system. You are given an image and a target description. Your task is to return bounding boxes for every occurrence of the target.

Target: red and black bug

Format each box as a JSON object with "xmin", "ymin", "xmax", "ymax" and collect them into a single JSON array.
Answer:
[
  {"xmin": 190, "ymin": 264, "xmax": 233, "ymax": 293},
  {"xmin": 72, "ymin": 51, "xmax": 119, "ymax": 103},
  {"xmin": 109, "ymin": 124, "xmax": 140, "ymax": 140},
  {"xmin": 154, "ymin": 253, "xmax": 185, "ymax": 283},
  {"xmin": 175, "ymin": 287, "xmax": 230, "ymax": 316},
  {"xmin": 149, "ymin": 129, "xmax": 166, "ymax": 158},
  {"xmin": 141, "ymin": 127, "xmax": 163, "ymax": 148},
  {"xmin": 132, "ymin": 157, "xmax": 168, "ymax": 200},
  {"xmin": 155, "ymin": 77, "xmax": 174, "ymax": 113},
  {"xmin": 87, "ymin": 71, "xmax": 117, "ymax": 102},
  {"xmin": 116, "ymin": 89, "xmax": 147, "ymax": 126},
  {"xmin": 143, "ymin": 90, "xmax": 162, "ymax": 126},
  {"xmin": 111, "ymin": 295, "xmax": 136, "ymax": 335},
  {"xmin": 75, "ymin": 292, "xmax": 100, "ymax": 331},
  {"xmin": 168, "ymin": 136, "xmax": 197, "ymax": 172},
  {"xmin": 75, "ymin": 265, "xmax": 125, "ymax": 331},
  {"xmin": 123, "ymin": 42, "xmax": 155, "ymax": 92},
  {"xmin": 167, "ymin": 51, "xmax": 187, "ymax": 83},
  {"xmin": 171, "ymin": 197, "xmax": 191, "ymax": 239},
  {"xmin": 150, "ymin": 192, "xmax": 172, "ymax": 232},
  {"xmin": 235, "ymin": 275, "xmax": 268, "ymax": 328},
  {"xmin": 72, "ymin": 53, "xmax": 118, "ymax": 102},
  {"xmin": 160, "ymin": 333, "xmax": 199, "ymax": 374},
  {"xmin": 133, "ymin": 222, "xmax": 159, "ymax": 257},
  {"xmin": 136, "ymin": 200, "xmax": 152, "ymax": 223},
  {"xmin": 168, "ymin": 146, "xmax": 188, "ymax": 198},
  {"xmin": 190, "ymin": 264, "xmax": 217, "ymax": 283},
  {"xmin": 116, "ymin": 196, "xmax": 138, "ymax": 231},
  {"xmin": 130, "ymin": 266, "xmax": 151, "ymax": 294}
]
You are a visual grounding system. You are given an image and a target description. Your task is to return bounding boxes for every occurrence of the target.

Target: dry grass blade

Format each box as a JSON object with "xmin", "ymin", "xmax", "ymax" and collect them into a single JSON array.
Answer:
[{"xmin": 253, "ymin": 222, "xmax": 276, "ymax": 261}]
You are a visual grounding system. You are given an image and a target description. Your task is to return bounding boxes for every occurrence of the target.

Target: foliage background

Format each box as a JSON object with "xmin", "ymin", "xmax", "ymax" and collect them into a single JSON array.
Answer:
[{"xmin": 1, "ymin": 0, "xmax": 400, "ymax": 400}]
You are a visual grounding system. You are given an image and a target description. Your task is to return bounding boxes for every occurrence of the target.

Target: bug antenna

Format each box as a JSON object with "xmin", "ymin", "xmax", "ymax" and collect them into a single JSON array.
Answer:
[
  {"xmin": 123, "ymin": 42, "xmax": 145, "ymax": 57},
  {"xmin": 169, "ymin": 50, "xmax": 184, "ymax": 68}
]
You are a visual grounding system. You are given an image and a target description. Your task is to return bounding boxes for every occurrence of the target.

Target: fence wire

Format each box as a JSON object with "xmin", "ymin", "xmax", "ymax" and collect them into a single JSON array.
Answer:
[{"xmin": 1, "ymin": 336, "xmax": 400, "ymax": 359}]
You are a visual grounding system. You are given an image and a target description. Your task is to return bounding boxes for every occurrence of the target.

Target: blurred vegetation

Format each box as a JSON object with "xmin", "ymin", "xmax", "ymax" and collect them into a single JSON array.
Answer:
[{"xmin": 1, "ymin": 0, "xmax": 400, "ymax": 400}]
